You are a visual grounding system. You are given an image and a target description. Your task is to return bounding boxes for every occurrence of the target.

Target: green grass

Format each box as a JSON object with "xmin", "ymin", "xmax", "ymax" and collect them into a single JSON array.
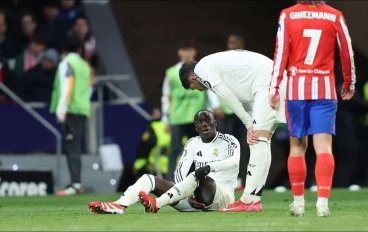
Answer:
[{"xmin": 0, "ymin": 189, "xmax": 367, "ymax": 231}]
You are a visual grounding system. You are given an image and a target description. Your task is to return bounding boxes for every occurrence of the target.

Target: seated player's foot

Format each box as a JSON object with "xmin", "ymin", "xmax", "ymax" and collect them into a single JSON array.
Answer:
[
  {"xmin": 316, "ymin": 205, "xmax": 331, "ymax": 217},
  {"xmin": 88, "ymin": 201, "xmax": 125, "ymax": 214},
  {"xmin": 56, "ymin": 184, "xmax": 84, "ymax": 196},
  {"xmin": 218, "ymin": 200, "xmax": 254, "ymax": 212},
  {"xmin": 288, "ymin": 202, "xmax": 305, "ymax": 217},
  {"xmin": 253, "ymin": 201, "xmax": 263, "ymax": 212},
  {"xmin": 138, "ymin": 191, "xmax": 159, "ymax": 213}
]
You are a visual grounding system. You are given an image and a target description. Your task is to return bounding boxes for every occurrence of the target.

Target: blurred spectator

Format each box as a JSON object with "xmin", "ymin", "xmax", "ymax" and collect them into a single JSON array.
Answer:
[
  {"xmin": 70, "ymin": 16, "xmax": 96, "ymax": 61},
  {"xmin": 15, "ymin": 12, "xmax": 39, "ymax": 52},
  {"xmin": 39, "ymin": 2, "xmax": 69, "ymax": 52},
  {"xmin": 14, "ymin": 34, "xmax": 46, "ymax": 77},
  {"xmin": 20, "ymin": 48, "xmax": 59, "ymax": 102},
  {"xmin": 0, "ymin": 51, "xmax": 16, "ymax": 103},
  {"xmin": 0, "ymin": 11, "xmax": 16, "ymax": 58},
  {"xmin": 57, "ymin": 0, "xmax": 82, "ymax": 29}
]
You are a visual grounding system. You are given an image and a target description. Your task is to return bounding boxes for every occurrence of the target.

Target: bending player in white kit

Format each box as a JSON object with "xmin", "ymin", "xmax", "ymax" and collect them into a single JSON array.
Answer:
[
  {"xmin": 88, "ymin": 110, "xmax": 240, "ymax": 214},
  {"xmin": 179, "ymin": 49, "xmax": 287, "ymax": 212}
]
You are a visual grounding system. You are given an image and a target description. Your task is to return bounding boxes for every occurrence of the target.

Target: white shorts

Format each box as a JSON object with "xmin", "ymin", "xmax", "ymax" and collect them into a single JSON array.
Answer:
[
  {"xmin": 173, "ymin": 184, "xmax": 234, "ymax": 212},
  {"xmin": 251, "ymin": 76, "xmax": 287, "ymax": 133}
]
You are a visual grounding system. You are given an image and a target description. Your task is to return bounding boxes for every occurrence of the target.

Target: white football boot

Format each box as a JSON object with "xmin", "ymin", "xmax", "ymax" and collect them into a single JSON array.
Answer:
[
  {"xmin": 289, "ymin": 201, "xmax": 305, "ymax": 217},
  {"xmin": 316, "ymin": 204, "xmax": 331, "ymax": 217}
]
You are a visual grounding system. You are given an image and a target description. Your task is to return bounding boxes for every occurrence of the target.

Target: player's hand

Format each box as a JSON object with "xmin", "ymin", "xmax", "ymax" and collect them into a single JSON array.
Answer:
[
  {"xmin": 188, "ymin": 195, "xmax": 206, "ymax": 209},
  {"xmin": 56, "ymin": 112, "xmax": 66, "ymax": 123},
  {"xmin": 213, "ymin": 107, "xmax": 225, "ymax": 120},
  {"xmin": 164, "ymin": 124, "xmax": 170, "ymax": 133},
  {"xmin": 247, "ymin": 126, "xmax": 259, "ymax": 145},
  {"xmin": 195, "ymin": 165, "xmax": 211, "ymax": 181},
  {"xmin": 341, "ymin": 86, "xmax": 355, "ymax": 100},
  {"xmin": 269, "ymin": 94, "xmax": 280, "ymax": 110}
]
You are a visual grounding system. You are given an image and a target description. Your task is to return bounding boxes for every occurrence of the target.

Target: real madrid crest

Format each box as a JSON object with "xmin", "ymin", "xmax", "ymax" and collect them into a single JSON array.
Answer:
[{"xmin": 213, "ymin": 148, "xmax": 219, "ymax": 157}]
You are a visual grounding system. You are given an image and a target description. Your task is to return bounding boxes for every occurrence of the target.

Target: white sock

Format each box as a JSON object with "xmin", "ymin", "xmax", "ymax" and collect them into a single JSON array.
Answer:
[
  {"xmin": 156, "ymin": 174, "xmax": 198, "ymax": 208},
  {"xmin": 294, "ymin": 195, "xmax": 305, "ymax": 205},
  {"xmin": 241, "ymin": 137, "xmax": 268, "ymax": 204},
  {"xmin": 253, "ymin": 140, "xmax": 272, "ymax": 203},
  {"xmin": 72, "ymin": 183, "xmax": 81, "ymax": 189},
  {"xmin": 115, "ymin": 174, "xmax": 155, "ymax": 207},
  {"xmin": 316, "ymin": 197, "xmax": 328, "ymax": 207}
]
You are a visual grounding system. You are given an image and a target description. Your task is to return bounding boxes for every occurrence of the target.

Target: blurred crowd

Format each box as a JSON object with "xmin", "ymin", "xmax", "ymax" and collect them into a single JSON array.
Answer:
[{"xmin": 0, "ymin": 0, "xmax": 97, "ymax": 103}]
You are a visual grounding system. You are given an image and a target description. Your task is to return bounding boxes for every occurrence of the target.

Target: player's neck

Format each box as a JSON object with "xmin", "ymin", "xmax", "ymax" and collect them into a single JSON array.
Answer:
[{"xmin": 201, "ymin": 132, "xmax": 217, "ymax": 143}]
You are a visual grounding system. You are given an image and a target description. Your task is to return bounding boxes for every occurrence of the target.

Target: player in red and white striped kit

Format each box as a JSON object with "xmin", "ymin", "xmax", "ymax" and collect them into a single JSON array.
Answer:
[{"xmin": 269, "ymin": 0, "xmax": 355, "ymax": 217}]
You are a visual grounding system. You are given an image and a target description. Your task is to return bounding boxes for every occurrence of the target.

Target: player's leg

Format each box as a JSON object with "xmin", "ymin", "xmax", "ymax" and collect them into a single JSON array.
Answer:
[
  {"xmin": 309, "ymin": 100, "xmax": 337, "ymax": 217},
  {"xmin": 173, "ymin": 176, "xmax": 216, "ymax": 212},
  {"xmin": 241, "ymin": 88, "xmax": 275, "ymax": 208},
  {"xmin": 285, "ymin": 100, "xmax": 309, "ymax": 217},
  {"xmin": 139, "ymin": 172, "xmax": 199, "ymax": 213},
  {"xmin": 88, "ymin": 174, "xmax": 173, "ymax": 214},
  {"xmin": 57, "ymin": 114, "xmax": 85, "ymax": 196}
]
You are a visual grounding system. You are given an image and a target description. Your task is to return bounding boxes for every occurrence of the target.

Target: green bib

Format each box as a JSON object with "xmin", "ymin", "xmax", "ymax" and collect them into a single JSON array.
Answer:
[
  {"xmin": 363, "ymin": 82, "xmax": 368, "ymax": 125},
  {"xmin": 167, "ymin": 66, "xmax": 206, "ymax": 125},
  {"xmin": 50, "ymin": 54, "xmax": 91, "ymax": 117}
]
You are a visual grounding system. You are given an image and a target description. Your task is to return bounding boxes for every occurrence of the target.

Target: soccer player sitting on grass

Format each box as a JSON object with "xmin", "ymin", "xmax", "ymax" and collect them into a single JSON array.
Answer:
[{"xmin": 88, "ymin": 110, "xmax": 240, "ymax": 214}]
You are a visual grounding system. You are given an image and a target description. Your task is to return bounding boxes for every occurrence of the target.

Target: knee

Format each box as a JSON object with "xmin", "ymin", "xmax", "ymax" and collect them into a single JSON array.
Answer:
[
  {"xmin": 289, "ymin": 136, "xmax": 308, "ymax": 156},
  {"xmin": 313, "ymin": 134, "xmax": 333, "ymax": 154},
  {"xmin": 194, "ymin": 176, "xmax": 216, "ymax": 206}
]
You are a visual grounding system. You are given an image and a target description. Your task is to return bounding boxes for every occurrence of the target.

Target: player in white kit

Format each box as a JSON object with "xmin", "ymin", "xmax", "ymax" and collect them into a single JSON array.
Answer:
[
  {"xmin": 179, "ymin": 50, "xmax": 287, "ymax": 212},
  {"xmin": 88, "ymin": 110, "xmax": 240, "ymax": 214}
]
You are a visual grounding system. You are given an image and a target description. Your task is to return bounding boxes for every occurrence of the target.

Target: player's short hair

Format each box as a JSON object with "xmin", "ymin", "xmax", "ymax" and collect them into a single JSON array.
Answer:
[
  {"xmin": 179, "ymin": 61, "xmax": 198, "ymax": 89},
  {"xmin": 177, "ymin": 38, "xmax": 196, "ymax": 50},
  {"xmin": 194, "ymin": 109, "xmax": 215, "ymax": 120},
  {"xmin": 63, "ymin": 34, "xmax": 83, "ymax": 53}
]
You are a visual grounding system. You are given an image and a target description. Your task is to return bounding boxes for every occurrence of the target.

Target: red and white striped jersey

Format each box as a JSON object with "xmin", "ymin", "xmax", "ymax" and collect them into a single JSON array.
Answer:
[{"xmin": 269, "ymin": 3, "xmax": 356, "ymax": 100}]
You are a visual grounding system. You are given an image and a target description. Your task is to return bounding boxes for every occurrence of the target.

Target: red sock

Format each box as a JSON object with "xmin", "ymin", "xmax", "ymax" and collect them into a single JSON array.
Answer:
[
  {"xmin": 288, "ymin": 156, "xmax": 307, "ymax": 196},
  {"xmin": 315, "ymin": 153, "xmax": 335, "ymax": 198}
]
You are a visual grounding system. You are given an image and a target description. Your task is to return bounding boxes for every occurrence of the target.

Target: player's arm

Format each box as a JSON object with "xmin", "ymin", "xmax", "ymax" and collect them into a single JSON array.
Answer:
[
  {"xmin": 208, "ymin": 137, "xmax": 240, "ymax": 172},
  {"xmin": 56, "ymin": 60, "xmax": 74, "ymax": 122},
  {"xmin": 336, "ymin": 14, "xmax": 356, "ymax": 91},
  {"xmin": 212, "ymin": 84, "xmax": 252, "ymax": 128},
  {"xmin": 269, "ymin": 11, "xmax": 290, "ymax": 96},
  {"xmin": 174, "ymin": 138, "xmax": 195, "ymax": 184},
  {"xmin": 161, "ymin": 75, "xmax": 170, "ymax": 124}
]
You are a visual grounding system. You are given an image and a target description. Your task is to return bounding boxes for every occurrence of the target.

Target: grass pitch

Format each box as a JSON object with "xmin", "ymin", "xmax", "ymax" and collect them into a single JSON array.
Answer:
[{"xmin": 0, "ymin": 189, "xmax": 367, "ymax": 231}]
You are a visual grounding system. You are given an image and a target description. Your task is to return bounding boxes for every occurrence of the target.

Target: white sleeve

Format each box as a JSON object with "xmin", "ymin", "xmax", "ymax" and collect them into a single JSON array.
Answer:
[
  {"xmin": 161, "ymin": 76, "xmax": 170, "ymax": 124},
  {"xmin": 209, "ymin": 137, "xmax": 240, "ymax": 172},
  {"xmin": 206, "ymin": 90, "xmax": 220, "ymax": 109},
  {"xmin": 212, "ymin": 83, "xmax": 252, "ymax": 128},
  {"xmin": 194, "ymin": 60, "xmax": 222, "ymax": 89},
  {"xmin": 174, "ymin": 138, "xmax": 196, "ymax": 184},
  {"xmin": 56, "ymin": 60, "xmax": 74, "ymax": 118}
]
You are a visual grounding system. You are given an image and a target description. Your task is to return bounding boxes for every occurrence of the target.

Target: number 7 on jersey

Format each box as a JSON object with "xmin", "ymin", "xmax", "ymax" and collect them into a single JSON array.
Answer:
[{"xmin": 303, "ymin": 29, "xmax": 322, "ymax": 65}]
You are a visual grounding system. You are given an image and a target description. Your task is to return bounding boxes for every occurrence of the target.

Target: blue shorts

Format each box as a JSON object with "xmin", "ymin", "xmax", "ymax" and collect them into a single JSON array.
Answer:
[{"xmin": 285, "ymin": 100, "xmax": 337, "ymax": 139}]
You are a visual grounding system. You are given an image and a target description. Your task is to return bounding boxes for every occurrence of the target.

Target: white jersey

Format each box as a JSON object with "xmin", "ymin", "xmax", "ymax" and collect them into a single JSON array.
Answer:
[
  {"xmin": 174, "ymin": 132, "xmax": 240, "ymax": 192},
  {"xmin": 194, "ymin": 50, "xmax": 287, "ymax": 129}
]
